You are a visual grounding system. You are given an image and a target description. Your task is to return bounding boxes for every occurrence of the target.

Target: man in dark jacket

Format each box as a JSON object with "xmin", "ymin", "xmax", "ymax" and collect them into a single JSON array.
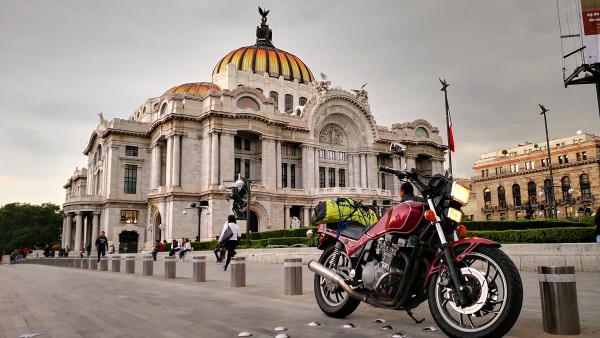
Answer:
[
  {"xmin": 400, "ymin": 182, "xmax": 425, "ymax": 203},
  {"xmin": 95, "ymin": 231, "xmax": 109, "ymax": 263}
]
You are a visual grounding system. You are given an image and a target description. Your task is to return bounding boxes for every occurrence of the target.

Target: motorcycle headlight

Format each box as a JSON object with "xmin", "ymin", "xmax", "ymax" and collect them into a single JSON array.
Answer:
[
  {"xmin": 447, "ymin": 207, "xmax": 463, "ymax": 223},
  {"xmin": 450, "ymin": 182, "xmax": 470, "ymax": 205}
]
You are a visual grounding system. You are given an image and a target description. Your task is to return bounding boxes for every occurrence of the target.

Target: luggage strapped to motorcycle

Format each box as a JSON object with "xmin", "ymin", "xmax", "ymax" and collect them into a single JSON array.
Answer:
[{"xmin": 326, "ymin": 197, "xmax": 378, "ymax": 239}]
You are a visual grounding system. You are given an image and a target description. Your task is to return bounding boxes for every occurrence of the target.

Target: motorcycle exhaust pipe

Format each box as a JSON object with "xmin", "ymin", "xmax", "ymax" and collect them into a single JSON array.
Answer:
[{"xmin": 308, "ymin": 260, "xmax": 368, "ymax": 303}]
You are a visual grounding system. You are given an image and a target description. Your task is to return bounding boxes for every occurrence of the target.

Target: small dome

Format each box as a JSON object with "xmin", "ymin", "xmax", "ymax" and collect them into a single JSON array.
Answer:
[
  {"xmin": 213, "ymin": 45, "xmax": 314, "ymax": 84},
  {"xmin": 164, "ymin": 82, "xmax": 221, "ymax": 96}
]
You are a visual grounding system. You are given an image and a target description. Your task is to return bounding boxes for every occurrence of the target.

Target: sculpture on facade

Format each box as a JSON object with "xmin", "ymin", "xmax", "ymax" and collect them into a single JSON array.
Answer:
[
  {"xmin": 227, "ymin": 186, "xmax": 248, "ymax": 219},
  {"xmin": 352, "ymin": 83, "xmax": 369, "ymax": 105},
  {"xmin": 256, "ymin": 7, "xmax": 272, "ymax": 44},
  {"xmin": 314, "ymin": 73, "xmax": 331, "ymax": 102}
]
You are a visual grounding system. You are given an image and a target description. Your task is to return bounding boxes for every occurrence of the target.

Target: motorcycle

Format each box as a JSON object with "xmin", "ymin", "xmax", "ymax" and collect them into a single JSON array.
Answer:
[{"xmin": 308, "ymin": 144, "xmax": 523, "ymax": 338}]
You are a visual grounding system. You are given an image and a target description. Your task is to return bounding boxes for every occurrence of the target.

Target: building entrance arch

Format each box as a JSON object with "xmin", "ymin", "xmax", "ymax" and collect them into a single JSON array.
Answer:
[{"xmin": 118, "ymin": 231, "xmax": 139, "ymax": 253}]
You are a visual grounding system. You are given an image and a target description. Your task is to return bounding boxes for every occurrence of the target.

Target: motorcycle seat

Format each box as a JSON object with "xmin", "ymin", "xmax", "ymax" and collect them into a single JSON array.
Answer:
[{"xmin": 324, "ymin": 221, "xmax": 370, "ymax": 241}]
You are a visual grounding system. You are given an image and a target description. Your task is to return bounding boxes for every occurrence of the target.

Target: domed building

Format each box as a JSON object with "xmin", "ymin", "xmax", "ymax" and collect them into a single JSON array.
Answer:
[{"xmin": 61, "ymin": 10, "xmax": 447, "ymax": 253}]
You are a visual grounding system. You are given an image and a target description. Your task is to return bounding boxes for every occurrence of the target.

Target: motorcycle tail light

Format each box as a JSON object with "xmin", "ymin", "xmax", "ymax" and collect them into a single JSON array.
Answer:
[
  {"xmin": 447, "ymin": 207, "xmax": 462, "ymax": 223},
  {"xmin": 450, "ymin": 182, "xmax": 470, "ymax": 204},
  {"xmin": 457, "ymin": 224, "xmax": 468, "ymax": 237},
  {"xmin": 424, "ymin": 210, "xmax": 436, "ymax": 222}
]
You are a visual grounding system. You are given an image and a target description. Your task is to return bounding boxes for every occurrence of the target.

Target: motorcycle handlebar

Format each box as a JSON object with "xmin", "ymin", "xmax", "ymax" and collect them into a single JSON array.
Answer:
[{"xmin": 379, "ymin": 166, "xmax": 427, "ymax": 192}]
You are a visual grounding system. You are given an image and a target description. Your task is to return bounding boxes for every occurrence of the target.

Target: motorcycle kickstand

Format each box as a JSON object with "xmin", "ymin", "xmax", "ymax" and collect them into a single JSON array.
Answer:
[{"xmin": 406, "ymin": 309, "xmax": 425, "ymax": 324}]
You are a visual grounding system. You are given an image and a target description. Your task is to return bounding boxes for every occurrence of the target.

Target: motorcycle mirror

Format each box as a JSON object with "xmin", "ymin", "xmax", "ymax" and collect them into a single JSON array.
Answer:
[{"xmin": 389, "ymin": 142, "xmax": 406, "ymax": 156}]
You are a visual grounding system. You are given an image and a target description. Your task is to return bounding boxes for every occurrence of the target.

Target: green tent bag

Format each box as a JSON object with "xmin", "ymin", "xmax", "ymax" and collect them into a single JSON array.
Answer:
[{"xmin": 312, "ymin": 197, "xmax": 378, "ymax": 227}]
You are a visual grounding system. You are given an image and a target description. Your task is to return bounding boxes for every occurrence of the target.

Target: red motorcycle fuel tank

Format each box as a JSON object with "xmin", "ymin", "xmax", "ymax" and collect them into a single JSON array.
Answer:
[{"xmin": 366, "ymin": 202, "xmax": 425, "ymax": 238}]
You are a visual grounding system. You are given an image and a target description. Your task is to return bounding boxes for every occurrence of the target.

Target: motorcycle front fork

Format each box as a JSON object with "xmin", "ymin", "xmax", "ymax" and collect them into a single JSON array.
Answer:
[{"xmin": 440, "ymin": 243, "xmax": 468, "ymax": 306}]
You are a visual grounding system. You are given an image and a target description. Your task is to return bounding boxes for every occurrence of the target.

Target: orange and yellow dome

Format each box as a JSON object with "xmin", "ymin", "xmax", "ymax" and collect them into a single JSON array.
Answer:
[
  {"xmin": 213, "ymin": 45, "xmax": 314, "ymax": 84},
  {"xmin": 164, "ymin": 82, "xmax": 221, "ymax": 96}
]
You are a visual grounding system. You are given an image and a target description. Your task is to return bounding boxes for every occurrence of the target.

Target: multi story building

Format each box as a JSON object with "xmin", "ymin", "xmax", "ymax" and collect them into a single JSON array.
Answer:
[
  {"xmin": 61, "ymin": 10, "xmax": 447, "ymax": 253},
  {"xmin": 472, "ymin": 132, "xmax": 600, "ymax": 221}
]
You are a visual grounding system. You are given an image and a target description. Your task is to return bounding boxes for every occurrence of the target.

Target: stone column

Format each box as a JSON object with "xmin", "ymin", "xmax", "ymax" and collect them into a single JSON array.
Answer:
[
  {"xmin": 61, "ymin": 217, "xmax": 67, "ymax": 248},
  {"xmin": 360, "ymin": 153, "xmax": 367, "ymax": 188},
  {"xmin": 392, "ymin": 155, "xmax": 401, "ymax": 196},
  {"xmin": 165, "ymin": 136, "xmax": 173, "ymax": 187},
  {"xmin": 91, "ymin": 212, "xmax": 99, "ymax": 246},
  {"xmin": 260, "ymin": 137, "xmax": 275, "ymax": 189},
  {"xmin": 151, "ymin": 141, "xmax": 160, "ymax": 188},
  {"xmin": 301, "ymin": 145, "xmax": 314, "ymax": 191},
  {"xmin": 353, "ymin": 154, "xmax": 361, "ymax": 187},
  {"xmin": 65, "ymin": 213, "xmax": 73, "ymax": 250},
  {"xmin": 314, "ymin": 147, "xmax": 320, "ymax": 189},
  {"xmin": 284, "ymin": 205, "xmax": 291, "ymax": 229},
  {"xmin": 303, "ymin": 207, "xmax": 311, "ymax": 227},
  {"xmin": 276, "ymin": 140, "xmax": 282, "ymax": 189},
  {"xmin": 348, "ymin": 154, "xmax": 354, "ymax": 188},
  {"xmin": 367, "ymin": 153, "xmax": 378, "ymax": 189},
  {"xmin": 406, "ymin": 154, "xmax": 416, "ymax": 171},
  {"xmin": 210, "ymin": 132, "xmax": 220, "ymax": 185},
  {"xmin": 220, "ymin": 132, "xmax": 235, "ymax": 182},
  {"xmin": 74, "ymin": 212, "xmax": 83, "ymax": 252},
  {"xmin": 172, "ymin": 134, "xmax": 181, "ymax": 186}
]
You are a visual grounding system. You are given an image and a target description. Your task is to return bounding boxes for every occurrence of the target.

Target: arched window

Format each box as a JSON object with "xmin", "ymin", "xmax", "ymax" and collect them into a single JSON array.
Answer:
[
  {"xmin": 284, "ymin": 94, "xmax": 293, "ymax": 113},
  {"xmin": 527, "ymin": 181, "xmax": 537, "ymax": 204},
  {"xmin": 160, "ymin": 103, "xmax": 168, "ymax": 116},
  {"xmin": 299, "ymin": 96, "xmax": 307, "ymax": 106},
  {"xmin": 561, "ymin": 176, "xmax": 571, "ymax": 200},
  {"xmin": 269, "ymin": 91, "xmax": 279, "ymax": 109},
  {"xmin": 484, "ymin": 188, "xmax": 492, "ymax": 209},
  {"xmin": 512, "ymin": 184, "xmax": 521, "ymax": 206},
  {"xmin": 415, "ymin": 127, "xmax": 429, "ymax": 138},
  {"xmin": 498, "ymin": 186, "xmax": 506, "ymax": 208},
  {"xmin": 580, "ymin": 173, "xmax": 591, "ymax": 199}
]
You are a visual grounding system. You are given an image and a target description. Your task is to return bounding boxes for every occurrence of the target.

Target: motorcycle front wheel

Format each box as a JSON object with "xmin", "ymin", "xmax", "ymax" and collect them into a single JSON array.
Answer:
[
  {"xmin": 428, "ymin": 246, "xmax": 523, "ymax": 338},
  {"xmin": 313, "ymin": 245, "xmax": 360, "ymax": 318}
]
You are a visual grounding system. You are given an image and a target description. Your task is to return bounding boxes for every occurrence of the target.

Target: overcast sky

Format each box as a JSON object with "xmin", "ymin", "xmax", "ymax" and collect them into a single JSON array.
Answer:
[{"xmin": 1, "ymin": 1, "xmax": 598, "ymax": 207}]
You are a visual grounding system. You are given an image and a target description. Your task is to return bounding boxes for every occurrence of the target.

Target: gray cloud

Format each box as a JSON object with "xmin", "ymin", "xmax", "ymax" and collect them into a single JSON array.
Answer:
[{"xmin": 0, "ymin": 0, "xmax": 597, "ymax": 205}]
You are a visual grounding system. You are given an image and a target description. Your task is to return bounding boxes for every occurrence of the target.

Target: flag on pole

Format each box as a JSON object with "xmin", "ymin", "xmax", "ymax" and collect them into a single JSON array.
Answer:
[{"xmin": 448, "ymin": 112, "xmax": 455, "ymax": 152}]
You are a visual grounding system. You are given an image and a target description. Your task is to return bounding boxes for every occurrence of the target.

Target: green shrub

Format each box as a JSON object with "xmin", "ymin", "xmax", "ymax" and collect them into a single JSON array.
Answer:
[
  {"xmin": 469, "ymin": 227, "xmax": 594, "ymax": 243},
  {"xmin": 267, "ymin": 237, "xmax": 317, "ymax": 247},
  {"xmin": 463, "ymin": 220, "xmax": 592, "ymax": 231}
]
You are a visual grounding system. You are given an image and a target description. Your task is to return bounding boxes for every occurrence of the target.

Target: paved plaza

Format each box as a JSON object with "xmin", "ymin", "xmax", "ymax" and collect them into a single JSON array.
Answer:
[{"xmin": 0, "ymin": 258, "xmax": 598, "ymax": 338}]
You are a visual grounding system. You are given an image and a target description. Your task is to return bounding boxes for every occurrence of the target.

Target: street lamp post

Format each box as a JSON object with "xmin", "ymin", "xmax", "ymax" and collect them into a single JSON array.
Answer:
[
  {"xmin": 235, "ymin": 177, "xmax": 252, "ymax": 246},
  {"xmin": 539, "ymin": 104, "xmax": 556, "ymax": 218},
  {"xmin": 183, "ymin": 202, "xmax": 209, "ymax": 241}
]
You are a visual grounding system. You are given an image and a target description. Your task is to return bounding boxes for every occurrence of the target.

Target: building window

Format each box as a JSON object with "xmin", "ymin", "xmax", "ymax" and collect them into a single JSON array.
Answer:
[
  {"xmin": 561, "ymin": 176, "xmax": 571, "ymax": 200},
  {"xmin": 160, "ymin": 103, "xmax": 168, "ymax": 116},
  {"xmin": 244, "ymin": 159, "xmax": 250, "ymax": 179},
  {"xmin": 580, "ymin": 173, "xmax": 591, "ymax": 198},
  {"xmin": 483, "ymin": 188, "xmax": 492, "ymax": 209},
  {"xmin": 525, "ymin": 162, "xmax": 530, "ymax": 170},
  {"xmin": 235, "ymin": 158, "xmax": 241, "ymax": 177},
  {"xmin": 512, "ymin": 184, "xmax": 521, "ymax": 206},
  {"xmin": 124, "ymin": 165, "xmax": 137, "ymax": 194},
  {"xmin": 319, "ymin": 149, "xmax": 326, "ymax": 158},
  {"xmin": 576, "ymin": 152, "xmax": 581, "ymax": 161},
  {"xmin": 558, "ymin": 156, "xmax": 563, "ymax": 164},
  {"xmin": 564, "ymin": 154, "xmax": 569, "ymax": 164},
  {"xmin": 125, "ymin": 146, "xmax": 138, "ymax": 157},
  {"xmin": 234, "ymin": 136, "xmax": 242, "ymax": 150},
  {"xmin": 290, "ymin": 164, "xmax": 296, "ymax": 188},
  {"xmin": 120, "ymin": 210, "xmax": 138, "ymax": 224},
  {"xmin": 498, "ymin": 186, "xmax": 507, "ymax": 208},
  {"xmin": 319, "ymin": 167, "xmax": 325, "ymax": 188},
  {"xmin": 500, "ymin": 212, "xmax": 507, "ymax": 221},
  {"xmin": 339, "ymin": 169, "xmax": 346, "ymax": 187},
  {"xmin": 284, "ymin": 94, "xmax": 293, "ymax": 113},
  {"xmin": 527, "ymin": 181, "xmax": 537, "ymax": 204},
  {"xmin": 236, "ymin": 97, "xmax": 260, "ymax": 111},
  {"xmin": 328, "ymin": 168, "xmax": 336, "ymax": 187},
  {"xmin": 328, "ymin": 150, "xmax": 335, "ymax": 160},
  {"xmin": 282, "ymin": 163, "xmax": 288, "ymax": 188},
  {"xmin": 299, "ymin": 96, "xmax": 307, "ymax": 106},
  {"xmin": 269, "ymin": 91, "xmax": 279, "ymax": 109},
  {"xmin": 338, "ymin": 152, "xmax": 346, "ymax": 161},
  {"xmin": 244, "ymin": 139, "xmax": 251, "ymax": 151},
  {"xmin": 541, "ymin": 159, "xmax": 546, "ymax": 167},
  {"xmin": 582, "ymin": 151, "xmax": 587, "ymax": 160}
]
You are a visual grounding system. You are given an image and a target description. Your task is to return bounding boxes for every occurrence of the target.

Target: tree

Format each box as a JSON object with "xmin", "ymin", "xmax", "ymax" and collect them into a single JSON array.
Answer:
[{"xmin": 0, "ymin": 203, "xmax": 63, "ymax": 255}]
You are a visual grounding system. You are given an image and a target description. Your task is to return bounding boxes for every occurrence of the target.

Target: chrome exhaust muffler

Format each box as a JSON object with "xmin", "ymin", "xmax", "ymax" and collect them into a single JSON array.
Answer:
[{"xmin": 308, "ymin": 260, "xmax": 368, "ymax": 302}]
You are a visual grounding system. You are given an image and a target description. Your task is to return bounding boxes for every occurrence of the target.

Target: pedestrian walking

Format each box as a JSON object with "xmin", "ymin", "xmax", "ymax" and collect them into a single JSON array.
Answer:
[
  {"xmin": 220, "ymin": 215, "xmax": 241, "ymax": 271},
  {"xmin": 95, "ymin": 231, "xmax": 109, "ymax": 263}
]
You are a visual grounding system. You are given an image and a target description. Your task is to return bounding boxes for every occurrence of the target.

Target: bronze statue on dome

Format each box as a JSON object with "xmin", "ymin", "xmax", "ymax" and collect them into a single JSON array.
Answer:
[{"xmin": 256, "ymin": 7, "xmax": 273, "ymax": 46}]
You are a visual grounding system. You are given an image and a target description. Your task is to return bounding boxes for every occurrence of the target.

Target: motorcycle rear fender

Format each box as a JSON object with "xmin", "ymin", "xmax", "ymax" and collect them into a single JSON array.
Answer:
[{"xmin": 424, "ymin": 237, "xmax": 500, "ymax": 286}]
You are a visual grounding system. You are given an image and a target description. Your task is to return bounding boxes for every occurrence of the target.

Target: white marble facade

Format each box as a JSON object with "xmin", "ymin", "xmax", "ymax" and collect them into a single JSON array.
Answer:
[{"xmin": 62, "ymin": 12, "xmax": 447, "ymax": 253}]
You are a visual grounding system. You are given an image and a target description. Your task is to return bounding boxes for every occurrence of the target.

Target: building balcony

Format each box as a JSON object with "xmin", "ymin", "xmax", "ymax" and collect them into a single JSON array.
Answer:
[{"xmin": 64, "ymin": 194, "xmax": 103, "ymax": 204}]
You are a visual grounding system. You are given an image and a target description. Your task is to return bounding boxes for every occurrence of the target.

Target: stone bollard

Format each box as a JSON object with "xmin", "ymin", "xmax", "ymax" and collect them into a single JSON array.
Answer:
[
  {"xmin": 74, "ymin": 258, "xmax": 81, "ymax": 268},
  {"xmin": 230, "ymin": 257, "xmax": 246, "ymax": 288},
  {"xmin": 165, "ymin": 256, "xmax": 176, "ymax": 278},
  {"xmin": 125, "ymin": 255, "xmax": 135, "ymax": 274},
  {"xmin": 143, "ymin": 255, "xmax": 153, "ymax": 276},
  {"xmin": 89, "ymin": 257, "xmax": 98, "ymax": 270},
  {"xmin": 81, "ymin": 257, "xmax": 89, "ymax": 269},
  {"xmin": 99, "ymin": 256, "xmax": 108, "ymax": 271},
  {"xmin": 111, "ymin": 255, "xmax": 121, "ymax": 272},
  {"xmin": 538, "ymin": 266, "xmax": 580, "ymax": 335},
  {"xmin": 193, "ymin": 256, "xmax": 206, "ymax": 282},
  {"xmin": 284, "ymin": 258, "xmax": 303, "ymax": 295}
]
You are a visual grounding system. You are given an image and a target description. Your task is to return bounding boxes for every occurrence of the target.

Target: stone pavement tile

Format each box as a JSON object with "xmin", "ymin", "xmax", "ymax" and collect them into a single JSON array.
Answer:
[{"xmin": 1, "ymin": 329, "xmax": 18, "ymax": 338}]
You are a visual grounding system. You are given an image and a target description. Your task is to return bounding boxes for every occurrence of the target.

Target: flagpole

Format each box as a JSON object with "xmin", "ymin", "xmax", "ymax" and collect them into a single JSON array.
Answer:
[{"xmin": 440, "ymin": 78, "xmax": 453, "ymax": 176}]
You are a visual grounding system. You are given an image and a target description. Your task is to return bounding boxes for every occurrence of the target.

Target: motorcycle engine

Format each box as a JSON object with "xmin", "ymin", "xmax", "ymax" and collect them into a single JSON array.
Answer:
[{"xmin": 361, "ymin": 234, "xmax": 406, "ymax": 291}]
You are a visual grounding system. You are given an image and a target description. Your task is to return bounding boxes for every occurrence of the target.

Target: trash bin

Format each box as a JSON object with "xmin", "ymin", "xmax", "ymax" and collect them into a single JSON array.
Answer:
[{"xmin": 538, "ymin": 266, "xmax": 580, "ymax": 335}]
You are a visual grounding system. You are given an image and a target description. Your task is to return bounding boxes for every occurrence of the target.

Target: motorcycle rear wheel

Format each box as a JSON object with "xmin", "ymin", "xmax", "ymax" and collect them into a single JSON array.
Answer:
[
  {"xmin": 428, "ymin": 246, "xmax": 523, "ymax": 338},
  {"xmin": 313, "ymin": 245, "xmax": 360, "ymax": 318}
]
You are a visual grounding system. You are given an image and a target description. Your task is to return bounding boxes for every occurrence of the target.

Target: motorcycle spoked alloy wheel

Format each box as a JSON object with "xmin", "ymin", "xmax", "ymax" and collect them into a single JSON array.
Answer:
[
  {"xmin": 428, "ymin": 246, "xmax": 523, "ymax": 338},
  {"xmin": 313, "ymin": 245, "xmax": 360, "ymax": 318}
]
